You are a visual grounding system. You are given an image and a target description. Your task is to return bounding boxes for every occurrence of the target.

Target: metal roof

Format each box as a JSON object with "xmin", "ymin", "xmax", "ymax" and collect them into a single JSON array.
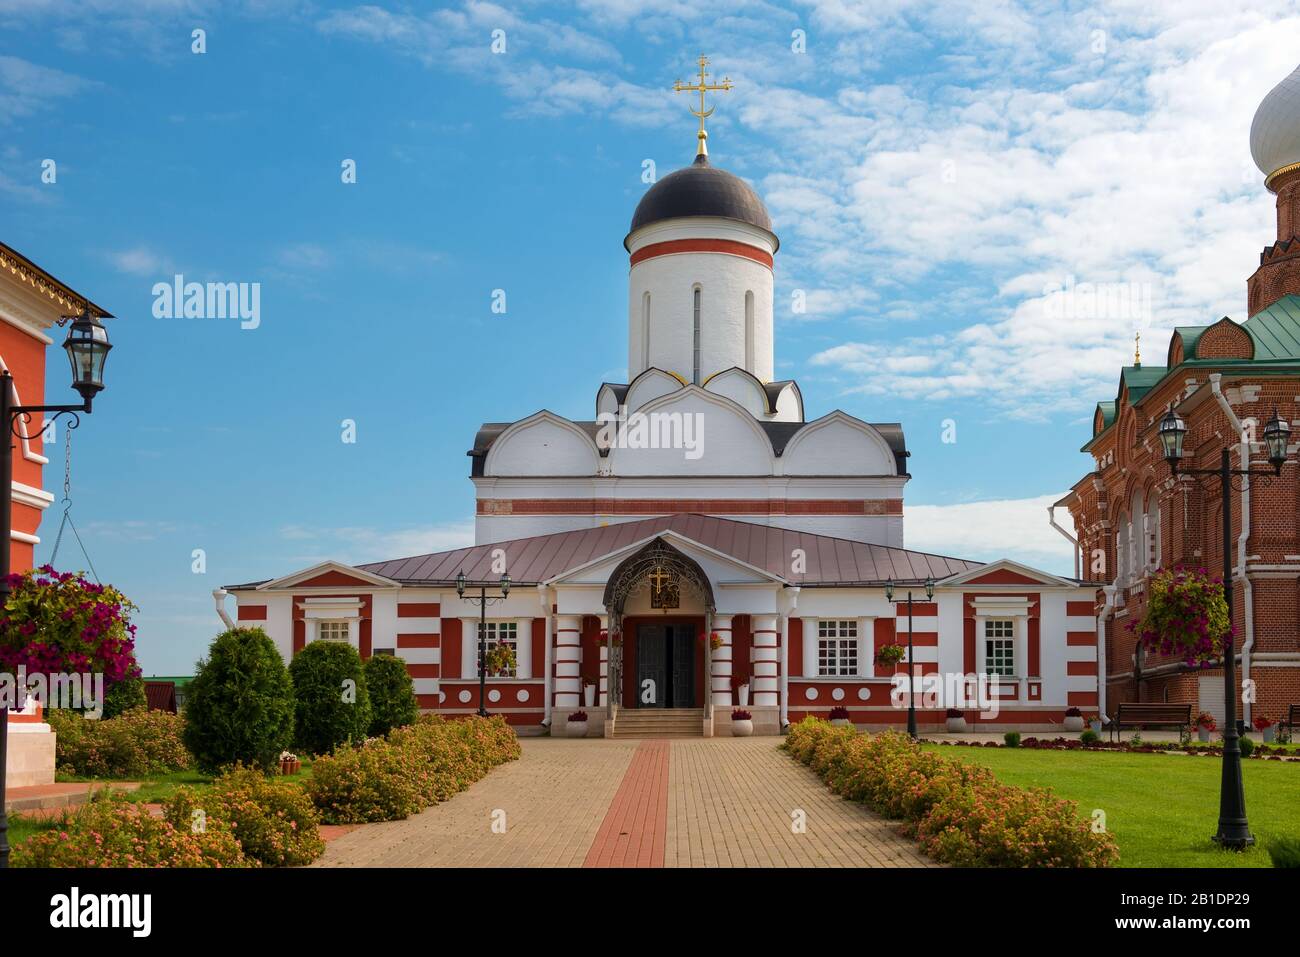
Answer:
[
  {"xmin": 626, "ymin": 154, "xmax": 776, "ymax": 248},
  {"xmin": 356, "ymin": 513, "xmax": 982, "ymax": 587}
]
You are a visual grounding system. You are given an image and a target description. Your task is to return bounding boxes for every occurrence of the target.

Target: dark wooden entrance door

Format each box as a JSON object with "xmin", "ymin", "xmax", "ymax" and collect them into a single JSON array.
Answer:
[{"xmin": 635, "ymin": 623, "xmax": 695, "ymax": 708}]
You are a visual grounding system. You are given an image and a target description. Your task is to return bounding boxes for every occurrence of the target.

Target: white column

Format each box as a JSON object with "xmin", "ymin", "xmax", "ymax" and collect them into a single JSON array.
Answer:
[
  {"xmin": 802, "ymin": 618, "xmax": 819, "ymax": 678},
  {"xmin": 751, "ymin": 614, "xmax": 780, "ymax": 706},
  {"xmin": 711, "ymin": 614, "xmax": 733, "ymax": 706},
  {"xmin": 538, "ymin": 586, "xmax": 553, "ymax": 725},
  {"xmin": 598, "ymin": 615, "xmax": 609, "ymax": 708},
  {"xmin": 554, "ymin": 615, "xmax": 582, "ymax": 710}
]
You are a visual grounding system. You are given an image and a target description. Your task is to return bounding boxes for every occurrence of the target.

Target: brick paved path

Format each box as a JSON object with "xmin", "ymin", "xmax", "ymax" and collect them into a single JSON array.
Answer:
[{"xmin": 313, "ymin": 736, "xmax": 932, "ymax": 868}]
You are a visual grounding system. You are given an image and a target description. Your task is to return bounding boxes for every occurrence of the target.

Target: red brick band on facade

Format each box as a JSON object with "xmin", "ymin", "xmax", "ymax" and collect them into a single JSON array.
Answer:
[
  {"xmin": 477, "ymin": 497, "xmax": 904, "ymax": 516},
  {"xmin": 629, "ymin": 238, "xmax": 773, "ymax": 269}
]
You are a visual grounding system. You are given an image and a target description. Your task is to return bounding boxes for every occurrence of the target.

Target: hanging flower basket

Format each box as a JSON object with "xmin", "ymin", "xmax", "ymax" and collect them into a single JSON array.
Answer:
[
  {"xmin": 1129, "ymin": 566, "xmax": 1231, "ymax": 667},
  {"xmin": 484, "ymin": 643, "xmax": 517, "ymax": 676},
  {"xmin": 706, "ymin": 632, "xmax": 724, "ymax": 652},
  {"xmin": 875, "ymin": 643, "xmax": 905, "ymax": 668}
]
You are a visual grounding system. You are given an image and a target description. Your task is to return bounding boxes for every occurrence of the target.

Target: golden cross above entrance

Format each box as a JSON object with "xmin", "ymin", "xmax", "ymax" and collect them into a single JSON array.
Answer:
[
  {"xmin": 647, "ymin": 563, "xmax": 673, "ymax": 594},
  {"xmin": 673, "ymin": 54, "xmax": 732, "ymax": 158}
]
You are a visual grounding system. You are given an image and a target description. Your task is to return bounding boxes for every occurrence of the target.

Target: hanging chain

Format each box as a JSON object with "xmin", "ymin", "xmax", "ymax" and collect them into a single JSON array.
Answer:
[
  {"xmin": 48, "ymin": 422, "xmax": 100, "ymax": 583},
  {"xmin": 63, "ymin": 421, "xmax": 72, "ymax": 502}
]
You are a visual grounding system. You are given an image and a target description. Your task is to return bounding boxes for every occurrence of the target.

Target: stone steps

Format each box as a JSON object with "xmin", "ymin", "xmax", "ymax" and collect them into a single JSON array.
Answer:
[{"xmin": 612, "ymin": 708, "xmax": 704, "ymax": 738}]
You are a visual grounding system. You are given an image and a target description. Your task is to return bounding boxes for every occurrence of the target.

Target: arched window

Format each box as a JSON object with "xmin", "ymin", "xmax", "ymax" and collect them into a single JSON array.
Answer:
[
  {"xmin": 744, "ymin": 290, "xmax": 755, "ymax": 372},
  {"xmin": 692, "ymin": 285, "xmax": 702, "ymax": 385},
  {"xmin": 1145, "ymin": 492, "xmax": 1161, "ymax": 569},
  {"xmin": 1116, "ymin": 514, "xmax": 1129, "ymax": 584},
  {"xmin": 641, "ymin": 291, "xmax": 651, "ymax": 372}
]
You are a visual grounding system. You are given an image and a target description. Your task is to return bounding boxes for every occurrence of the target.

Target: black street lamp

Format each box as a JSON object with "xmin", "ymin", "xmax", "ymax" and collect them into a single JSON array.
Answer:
[
  {"xmin": 456, "ymin": 570, "xmax": 511, "ymax": 718},
  {"xmin": 0, "ymin": 305, "xmax": 112, "ymax": 869},
  {"xmin": 1158, "ymin": 406, "xmax": 1290, "ymax": 850},
  {"xmin": 885, "ymin": 576, "xmax": 935, "ymax": 740}
]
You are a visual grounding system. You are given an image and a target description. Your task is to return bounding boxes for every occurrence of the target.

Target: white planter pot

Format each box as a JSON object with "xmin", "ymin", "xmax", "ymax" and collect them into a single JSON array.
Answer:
[
  {"xmin": 830, "ymin": 718, "xmax": 851, "ymax": 727},
  {"xmin": 1064, "ymin": 716, "xmax": 1084, "ymax": 732},
  {"xmin": 1263, "ymin": 726, "xmax": 1276, "ymax": 743},
  {"xmin": 567, "ymin": 721, "xmax": 589, "ymax": 739},
  {"xmin": 584, "ymin": 685, "xmax": 596, "ymax": 708},
  {"xmin": 738, "ymin": 685, "xmax": 750, "ymax": 707},
  {"xmin": 732, "ymin": 719, "xmax": 754, "ymax": 737},
  {"xmin": 1197, "ymin": 728, "xmax": 1212, "ymax": 743},
  {"xmin": 946, "ymin": 717, "xmax": 968, "ymax": 733},
  {"xmin": 1089, "ymin": 720, "xmax": 1103, "ymax": 734}
]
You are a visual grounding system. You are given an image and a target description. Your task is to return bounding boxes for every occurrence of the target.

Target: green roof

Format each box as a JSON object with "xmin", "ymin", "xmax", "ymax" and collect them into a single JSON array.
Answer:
[
  {"xmin": 1095, "ymin": 400, "xmax": 1116, "ymax": 429},
  {"xmin": 1174, "ymin": 324, "xmax": 1207, "ymax": 359},
  {"xmin": 1118, "ymin": 364, "xmax": 1168, "ymax": 403},
  {"xmin": 1243, "ymin": 295, "xmax": 1300, "ymax": 359}
]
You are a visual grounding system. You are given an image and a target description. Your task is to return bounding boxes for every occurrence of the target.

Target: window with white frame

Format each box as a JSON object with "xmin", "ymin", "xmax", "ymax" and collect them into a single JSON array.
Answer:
[
  {"xmin": 984, "ymin": 619, "xmax": 1015, "ymax": 676},
  {"xmin": 817, "ymin": 619, "xmax": 858, "ymax": 676},
  {"xmin": 476, "ymin": 620, "xmax": 519, "ymax": 677},
  {"xmin": 317, "ymin": 620, "xmax": 350, "ymax": 642}
]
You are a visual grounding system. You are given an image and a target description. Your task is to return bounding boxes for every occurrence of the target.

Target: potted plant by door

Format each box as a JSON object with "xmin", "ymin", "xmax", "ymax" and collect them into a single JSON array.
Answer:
[
  {"xmin": 945, "ymin": 707, "xmax": 968, "ymax": 733},
  {"xmin": 1087, "ymin": 713, "xmax": 1104, "ymax": 734},
  {"xmin": 1253, "ymin": 714, "xmax": 1277, "ymax": 743},
  {"xmin": 566, "ymin": 710, "xmax": 589, "ymax": 738},
  {"xmin": 732, "ymin": 709, "xmax": 754, "ymax": 737},
  {"xmin": 828, "ymin": 705, "xmax": 852, "ymax": 727},
  {"xmin": 732, "ymin": 673, "xmax": 750, "ymax": 707},
  {"xmin": 1195, "ymin": 711, "xmax": 1216, "ymax": 743},
  {"xmin": 1063, "ymin": 706, "xmax": 1085, "ymax": 732},
  {"xmin": 583, "ymin": 677, "xmax": 597, "ymax": 708}
]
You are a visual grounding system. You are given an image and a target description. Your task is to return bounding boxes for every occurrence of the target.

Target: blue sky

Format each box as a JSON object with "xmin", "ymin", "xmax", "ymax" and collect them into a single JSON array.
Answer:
[{"xmin": 2, "ymin": 1, "xmax": 1299, "ymax": 674}]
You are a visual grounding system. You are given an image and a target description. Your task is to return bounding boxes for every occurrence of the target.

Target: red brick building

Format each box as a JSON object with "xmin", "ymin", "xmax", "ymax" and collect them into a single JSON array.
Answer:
[{"xmin": 1062, "ymin": 62, "xmax": 1300, "ymax": 727}]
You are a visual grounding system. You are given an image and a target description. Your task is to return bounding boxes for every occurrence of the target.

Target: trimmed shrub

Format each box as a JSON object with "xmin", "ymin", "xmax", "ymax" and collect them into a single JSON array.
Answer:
[
  {"xmin": 164, "ymin": 767, "xmax": 324, "ymax": 867},
  {"xmin": 307, "ymin": 715, "xmax": 521, "ymax": 823},
  {"xmin": 1238, "ymin": 736, "xmax": 1255, "ymax": 757},
  {"xmin": 305, "ymin": 739, "xmax": 423, "ymax": 823},
  {"xmin": 12, "ymin": 791, "xmax": 248, "ymax": 868},
  {"xmin": 364, "ymin": 653, "xmax": 418, "ymax": 738},
  {"xmin": 290, "ymin": 640, "xmax": 370, "ymax": 756},
  {"xmin": 783, "ymin": 717, "xmax": 1117, "ymax": 868},
  {"xmin": 1080, "ymin": 729, "xmax": 1100, "ymax": 745},
  {"xmin": 183, "ymin": 627, "xmax": 294, "ymax": 774},
  {"xmin": 103, "ymin": 676, "xmax": 147, "ymax": 719},
  {"xmin": 48, "ymin": 707, "xmax": 190, "ymax": 778},
  {"xmin": 1266, "ymin": 835, "xmax": 1300, "ymax": 868},
  {"xmin": 1004, "ymin": 731, "xmax": 1021, "ymax": 748}
]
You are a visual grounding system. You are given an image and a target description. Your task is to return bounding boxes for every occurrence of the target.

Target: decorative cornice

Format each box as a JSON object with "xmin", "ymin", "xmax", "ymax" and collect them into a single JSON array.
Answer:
[{"xmin": 1265, "ymin": 161, "xmax": 1300, "ymax": 191}]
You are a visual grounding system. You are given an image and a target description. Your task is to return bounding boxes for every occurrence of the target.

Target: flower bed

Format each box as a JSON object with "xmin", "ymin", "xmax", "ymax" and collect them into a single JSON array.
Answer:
[
  {"xmin": 784, "ymin": 718, "xmax": 1118, "ymax": 867},
  {"xmin": 306, "ymin": 714, "xmax": 521, "ymax": 824},
  {"xmin": 48, "ymin": 707, "xmax": 190, "ymax": 778},
  {"xmin": 932, "ymin": 736, "xmax": 1300, "ymax": 759}
]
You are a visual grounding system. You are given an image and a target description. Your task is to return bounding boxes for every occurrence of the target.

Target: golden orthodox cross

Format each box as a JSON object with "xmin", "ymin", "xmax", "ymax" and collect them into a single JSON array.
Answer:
[
  {"xmin": 648, "ymin": 563, "xmax": 672, "ymax": 594},
  {"xmin": 673, "ymin": 54, "xmax": 732, "ymax": 157}
]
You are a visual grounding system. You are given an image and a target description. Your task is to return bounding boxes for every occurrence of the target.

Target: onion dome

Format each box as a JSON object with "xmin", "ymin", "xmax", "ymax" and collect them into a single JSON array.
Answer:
[{"xmin": 1251, "ymin": 62, "xmax": 1300, "ymax": 188}]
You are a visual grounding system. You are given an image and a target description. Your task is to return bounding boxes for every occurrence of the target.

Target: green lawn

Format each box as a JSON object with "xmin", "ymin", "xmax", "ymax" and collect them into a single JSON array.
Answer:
[{"xmin": 925, "ymin": 744, "xmax": 1300, "ymax": 867}]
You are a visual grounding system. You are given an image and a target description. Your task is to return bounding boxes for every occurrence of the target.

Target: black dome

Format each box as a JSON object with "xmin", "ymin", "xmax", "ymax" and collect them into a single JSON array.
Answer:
[{"xmin": 626, "ymin": 155, "xmax": 775, "ymax": 248}]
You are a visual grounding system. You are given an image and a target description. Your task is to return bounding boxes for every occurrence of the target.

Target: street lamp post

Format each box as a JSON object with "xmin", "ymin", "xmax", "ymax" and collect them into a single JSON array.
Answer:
[
  {"xmin": 456, "ymin": 570, "xmax": 511, "ymax": 718},
  {"xmin": 885, "ymin": 576, "xmax": 935, "ymax": 740},
  {"xmin": 1158, "ymin": 406, "xmax": 1290, "ymax": 850},
  {"xmin": 0, "ymin": 306, "xmax": 112, "ymax": 869}
]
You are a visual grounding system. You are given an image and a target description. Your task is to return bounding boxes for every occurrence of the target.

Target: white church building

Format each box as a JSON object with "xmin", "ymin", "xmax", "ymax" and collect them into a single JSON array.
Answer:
[{"xmin": 222, "ymin": 101, "xmax": 1100, "ymax": 737}]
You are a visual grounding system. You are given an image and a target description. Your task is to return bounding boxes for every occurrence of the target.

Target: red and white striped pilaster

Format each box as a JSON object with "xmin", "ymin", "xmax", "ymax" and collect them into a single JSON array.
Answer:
[
  {"xmin": 554, "ymin": 615, "xmax": 582, "ymax": 710},
  {"xmin": 751, "ymin": 614, "xmax": 780, "ymax": 706},
  {"xmin": 598, "ymin": 616, "xmax": 609, "ymax": 708},
  {"xmin": 710, "ymin": 614, "xmax": 733, "ymax": 706}
]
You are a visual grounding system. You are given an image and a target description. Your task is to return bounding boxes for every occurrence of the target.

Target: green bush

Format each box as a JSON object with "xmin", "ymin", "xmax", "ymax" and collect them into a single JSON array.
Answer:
[
  {"xmin": 290, "ymin": 641, "xmax": 371, "ymax": 756},
  {"xmin": 1238, "ymin": 736, "xmax": 1255, "ymax": 757},
  {"xmin": 183, "ymin": 627, "xmax": 294, "ymax": 773},
  {"xmin": 164, "ymin": 767, "xmax": 324, "ymax": 867},
  {"xmin": 783, "ymin": 718, "xmax": 1117, "ymax": 868},
  {"xmin": 1004, "ymin": 731, "xmax": 1021, "ymax": 748},
  {"xmin": 12, "ymin": 791, "xmax": 248, "ymax": 868},
  {"xmin": 1265, "ymin": 835, "xmax": 1300, "ymax": 868},
  {"xmin": 1080, "ymin": 729, "xmax": 1100, "ymax": 745},
  {"xmin": 307, "ymin": 715, "xmax": 521, "ymax": 824},
  {"xmin": 48, "ymin": 707, "xmax": 190, "ymax": 778},
  {"xmin": 364, "ymin": 653, "xmax": 418, "ymax": 737},
  {"xmin": 103, "ymin": 676, "xmax": 147, "ymax": 718}
]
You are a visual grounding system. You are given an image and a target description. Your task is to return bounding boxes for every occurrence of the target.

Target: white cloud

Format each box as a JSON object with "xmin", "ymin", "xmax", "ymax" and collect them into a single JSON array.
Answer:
[
  {"xmin": 279, "ymin": 520, "xmax": 476, "ymax": 564},
  {"xmin": 108, "ymin": 246, "xmax": 171, "ymax": 276},
  {"xmin": 906, "ymin": 493, "xmax": 1078, "ymax": 575}
]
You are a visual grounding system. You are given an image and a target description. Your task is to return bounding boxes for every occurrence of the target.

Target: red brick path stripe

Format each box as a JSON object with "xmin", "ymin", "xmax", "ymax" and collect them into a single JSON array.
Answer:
[{"xmin": 582, "ymin": 740, "xmax": 670, "ymax": 868}]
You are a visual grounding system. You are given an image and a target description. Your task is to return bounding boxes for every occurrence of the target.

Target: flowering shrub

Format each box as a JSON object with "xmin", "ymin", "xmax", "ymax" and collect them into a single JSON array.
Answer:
[
  {"xmin": 307, "ymin": 715, "xmax": 520, "ymax": 824},
  {"xmin": 164, "ymin": 767, "xmax": 324, "ymax": 867},
  {"xmin": 1196, "ymin": 711, "xmax": 1217, "ymax": 731},
  {"xmin": 732, "ymin": 709, "xmax": 752, "ymax": 721},
  {"xmin": 12, "ymin": 791, "xmax": 248, "ymax": 868},
  {"xmin": 0, "ymin": 566, "xmax": 140, "ymax": 709},
  {"xmin": 484, "ymin": 641, "xmax": 517, "ymax": 676},
  {"xmin": 783, "ymin": 718, "xmax": 1118, "ymax": 868},
  {"xmin": 48, "ymin": 707, "xmax": 190, "ymax": 778},
  {"xmin": 828, "ymin": 705, "xmax": 850, "ymax": 720},
  {"xmin": 1253, "ymin": 715, "xmax": 1275, "ymax": 731},
  {"xmin": 1131, "ymin": 566, "xmax": 1231, "ymax": 666}
]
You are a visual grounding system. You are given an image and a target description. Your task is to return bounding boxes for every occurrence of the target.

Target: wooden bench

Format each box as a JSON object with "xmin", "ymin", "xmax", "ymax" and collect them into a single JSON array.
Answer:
[{"xmin": 1111, "ymin": 702, "xmax": 1192, "ymax": 741}]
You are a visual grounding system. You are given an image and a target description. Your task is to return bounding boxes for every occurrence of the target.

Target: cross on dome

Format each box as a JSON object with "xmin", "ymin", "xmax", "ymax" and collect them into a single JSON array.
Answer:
[{"xmin": 673, "ymin": 54, "xmax": 732, "ymax": 158}]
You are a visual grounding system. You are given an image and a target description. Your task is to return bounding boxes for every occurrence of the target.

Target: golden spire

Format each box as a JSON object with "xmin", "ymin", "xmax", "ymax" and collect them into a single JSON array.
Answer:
[
  {"xmin": 673, "ymin": 54, "xmax": 732, "ymax": 159},
  {"xmin": 1134, "ymin": 331, "xmax": 1141, "ymax": 367}
]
